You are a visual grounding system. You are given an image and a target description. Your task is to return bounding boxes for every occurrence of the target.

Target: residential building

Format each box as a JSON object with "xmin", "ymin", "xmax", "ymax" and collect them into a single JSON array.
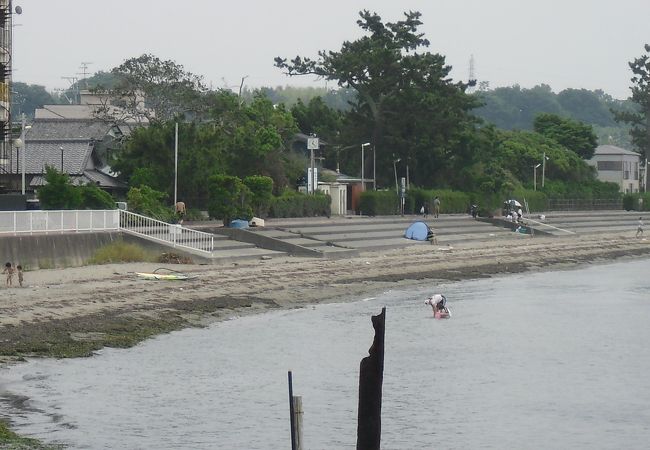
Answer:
[{"xmin": 587, "ymin": 145, "xmax": 641, "ymax": 193}]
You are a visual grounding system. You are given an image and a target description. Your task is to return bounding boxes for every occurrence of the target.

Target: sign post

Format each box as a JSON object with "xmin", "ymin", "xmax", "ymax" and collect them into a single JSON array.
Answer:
[{"xmin": 307, "ymin": 136, "xmax": 319, "ymax": 194}]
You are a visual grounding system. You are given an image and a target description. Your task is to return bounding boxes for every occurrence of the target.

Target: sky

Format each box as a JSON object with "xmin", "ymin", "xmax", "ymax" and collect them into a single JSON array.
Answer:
[{"xmin": 11, "ymin": 0, "xmax": 650, "ymax": 100}]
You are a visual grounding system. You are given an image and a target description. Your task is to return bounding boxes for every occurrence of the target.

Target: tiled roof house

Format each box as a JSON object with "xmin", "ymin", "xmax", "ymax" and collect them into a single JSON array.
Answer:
[{"xmin": 7, "ymin": 118, "xmax": 127, "ymax": 192}]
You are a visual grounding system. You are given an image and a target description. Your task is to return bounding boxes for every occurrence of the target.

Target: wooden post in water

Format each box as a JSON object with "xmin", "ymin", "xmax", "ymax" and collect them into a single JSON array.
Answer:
[
  {"xmin": 356, "ymin": 307, "xmax": 386, "ymax": 450},
  {"xmin": 293, "ymin": 396, "xmax": 304, "ymax": 450},
  {"xmin": 288, "ymin": 371, "xmax": 297, "ymax": 450}
]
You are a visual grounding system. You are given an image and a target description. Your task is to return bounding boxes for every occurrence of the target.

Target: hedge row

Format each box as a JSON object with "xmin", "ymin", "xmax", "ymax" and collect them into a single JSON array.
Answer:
[
  {"xmin": 268, "ymin": 191, "xmax": 331, "ymax": 218},
  {"xmin": 358, "ymin": 190, "xmax": 400, "ymax": 216},
  {"xmin": 623, "ymin": 192, "xmax": 650, "ymax": 211}
]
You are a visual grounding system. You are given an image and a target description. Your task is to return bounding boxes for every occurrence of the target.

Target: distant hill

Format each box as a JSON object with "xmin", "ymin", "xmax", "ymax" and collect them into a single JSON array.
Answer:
[{"xmin": 472, "ymin": 84, "xmax": 636, "ymax": 148}]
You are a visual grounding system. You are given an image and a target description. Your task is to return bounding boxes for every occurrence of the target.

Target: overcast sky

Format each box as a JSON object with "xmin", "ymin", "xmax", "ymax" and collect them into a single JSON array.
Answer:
[{"xmin": 12, "ymin": 0, "xmax": 650, "ymax": 99}]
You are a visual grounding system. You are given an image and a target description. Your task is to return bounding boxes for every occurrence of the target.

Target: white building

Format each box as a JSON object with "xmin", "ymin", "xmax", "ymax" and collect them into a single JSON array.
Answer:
[{"xmin": 588, "ymin": 145, "xmax": 641, "ymax": 193}]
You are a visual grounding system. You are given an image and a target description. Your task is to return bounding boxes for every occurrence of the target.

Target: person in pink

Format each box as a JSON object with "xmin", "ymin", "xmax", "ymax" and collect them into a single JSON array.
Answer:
[{"xmin": 425, "ymin": 294, "xmax": 449, "ymax": 317}]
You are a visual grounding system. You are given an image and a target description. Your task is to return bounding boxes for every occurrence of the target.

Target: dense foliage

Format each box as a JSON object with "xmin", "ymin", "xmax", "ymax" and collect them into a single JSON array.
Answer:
[
  {"xmin": 268, "ymin": 190, "xmax": 331, "ymax": 218},
  {"xmin": 112, "ymin": 93, "xmax": 300, "ymax": 207},
  {"xmin": 37, "ymin": 167, "xmax": 115, "ymax": 210},
  {"xmin": 533, "ymin": 113, "xmax": 598, "ymax": 159},
  {"xmin": 475, "ymin": 85, "xmax": 634, "ymax": 148}
]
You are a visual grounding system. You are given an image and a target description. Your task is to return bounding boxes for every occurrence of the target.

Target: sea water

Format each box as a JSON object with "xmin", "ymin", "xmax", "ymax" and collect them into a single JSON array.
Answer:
[{"xmin": 1, "ymin": 258, "xmax": 649, "ymax": 449}]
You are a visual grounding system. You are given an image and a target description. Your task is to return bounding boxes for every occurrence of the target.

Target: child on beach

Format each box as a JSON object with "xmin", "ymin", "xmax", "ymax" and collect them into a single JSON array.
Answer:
[
  {"xmin": 16, "ymin": 265, "xmax": 24, "ymax": 287},
  {"xmin": 3, "ymin": 262, "xmax": 14, "ymax": 286},
  {"xmin": 637, "ymin": 217, "xmax": 644, "ymax": 238}
]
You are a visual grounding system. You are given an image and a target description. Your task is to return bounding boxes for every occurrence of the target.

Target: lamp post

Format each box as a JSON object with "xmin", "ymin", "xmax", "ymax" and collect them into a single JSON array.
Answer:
[
  {"xmin": 361, "ymin": 142, "xmax": 371, "ymax": 191},
  {"xmin": 174, "ymin": 122, "xmax": 178, "ymax": 206},
  {"xmin": 533, "ymin": 163, "xmax": 541, "ymax": 191},
  {"xmin": 372, "ymin": 144, "xmax": 376, "ymax": 191},
  {"xmin": 541, "ymin": 152, "xmax": 550, "ymax": 188},
  {"xmin": 59, "ymin": 146, "xmax": 64, "ymax": 172},
  {"xmin": 393, "ymin": 157, "xmax": 401, "ymax": 195}
]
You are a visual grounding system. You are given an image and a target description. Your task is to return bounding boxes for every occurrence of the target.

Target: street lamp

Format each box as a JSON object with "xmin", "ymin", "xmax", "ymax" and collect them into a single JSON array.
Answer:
[
  {"xmin": 541, "ymin": 152, "xmax": 550, "ymax": 188},
  {"xmin": 59, "ymin": 146, "xmax": 64, "ymax": 172},
  {"xmin": 533, "ymin": 163, "xmax": 541, "ymax": 191},
  {"xmin": 14, "ymin": 113, "xmax": 30, "ymax": 195},
  {"xmin": 393, "ymin": 157, "xmax": 401, "ymax": 195},
  {"xmin": 361, "ymin": 142, "xmax": 371, "ymax": 191}
]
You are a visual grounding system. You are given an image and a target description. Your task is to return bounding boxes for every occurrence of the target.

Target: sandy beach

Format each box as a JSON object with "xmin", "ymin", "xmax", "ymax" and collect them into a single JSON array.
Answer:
[{"xmin": 1, "ymin": 231, "xmax": 649, "ymax": 366}]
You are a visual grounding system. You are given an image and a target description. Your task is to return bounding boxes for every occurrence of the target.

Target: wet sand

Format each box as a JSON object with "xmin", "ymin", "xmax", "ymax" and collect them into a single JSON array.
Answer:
[{"xmin": 1, "ymin": 232, "xmax": 649, "ymax": 365}]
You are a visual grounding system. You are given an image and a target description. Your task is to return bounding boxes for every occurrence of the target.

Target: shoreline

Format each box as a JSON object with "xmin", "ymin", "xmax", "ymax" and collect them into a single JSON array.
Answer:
[
  {"xmin": 1, "ymin": 232, "xmax": 649, "ymax": 447},
  {"xmin": 1, "ymin": 232, "xmax": 649, "ymax": 368}
]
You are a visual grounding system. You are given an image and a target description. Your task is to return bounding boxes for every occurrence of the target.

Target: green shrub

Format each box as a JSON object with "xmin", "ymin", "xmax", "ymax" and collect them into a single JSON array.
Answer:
[
  {"xmin": 511, "ymin": 189, "xmax": 548, "ymax": 212},
  {"xmin": 37, "ymin": 166, "xmax": 82, "ymax": 209},
  {"xmin": 88, "ymin": 240, "xmax": 152, "ymax": 264},
  {"xmin": 80, "ymin": 183, "xmax": 116, "ymax": 209},
  {"xmin": 623, "ymin": 192, "xmax": 650, "ymax": 211},
  {"xmin": 359, "ymin": 190, "xmax": 399, "ymax": 215},
  {"xmin": 207, "ymin": 175, "xmax": 253, "ymax": 225},
  {"xmin": 127, "ymin": 185, "xmax": 175, "ymax": 222},
  {"xmin": 407, "ymin": 188, "xmax": 471, "ymax": 214},
  {"xmin": 243, "ymin": 175, "xmax": 274, "ymax": 218},
  {"xmin": 268, "ymin": 191, "xmax": 330, "ymax": 218}
]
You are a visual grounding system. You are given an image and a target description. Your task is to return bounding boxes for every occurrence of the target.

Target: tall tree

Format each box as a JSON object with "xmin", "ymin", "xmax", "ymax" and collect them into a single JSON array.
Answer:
[
  {"xmin": 100, "ymin": 54, "xmax": 208, "ymax": 123},
  {"xmin": 11, "ymin": 82, "xmax": 58, "ymax": 118},
  {"xmin": 533, "ymin": 113, "xmax": 598, "ymax": 159},
  {"xmin": 614, "ymin": 44, "xmax": 650, "ymax": 159},
  {"xmin": 275, "ymin": 10, "xmax": 479, "ymax": 187}
]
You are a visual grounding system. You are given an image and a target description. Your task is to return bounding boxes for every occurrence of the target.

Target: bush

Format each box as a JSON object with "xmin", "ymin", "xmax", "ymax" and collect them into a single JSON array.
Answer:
[
  {"xmin": 268, "ymin": 190, "xmax": 330, "ymax": 218},
  {"xmin": 359, "ymin": 190, "xmax": 399, "ymax": 215},
  {"xmin": 80, "ymin": 184, "xmax": 116, "ymax": 209},
  {"xmin": 207, "ymin": 175, "xmax": 253, "ymax": 225},
  {"xmin": 127, "ymin": 185, "xmax": 175, "ymax": 222},
  {"xmin": 623, "ymin": 193, "xmax": 650, "ymax": 211},
  {"xmin": 407, "ymin": 188, "xmax": 470, "ymax": 214},
  {"xmin": 511, "ymin": 189, "xmax": 548, "ymax": 212},
  {"xmin": 243, "ymin": 175, "xmax": 274, "ymax": 218},
  {"xmin": 37, "ymin": 166, "xmax": 82, "ymax": 209},
  {"xmin": 88, "ymin": 240, "xmax": 152, "ymax": 264}
]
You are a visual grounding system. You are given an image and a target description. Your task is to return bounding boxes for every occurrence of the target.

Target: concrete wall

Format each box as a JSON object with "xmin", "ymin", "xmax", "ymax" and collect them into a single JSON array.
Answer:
[
  {"xmin": 0, "ymin": 232, "xmax": 124, "ymax": 270},
  {"xmin": 0, "ymin": 231, "xmax": 213, "ymax": 270}
]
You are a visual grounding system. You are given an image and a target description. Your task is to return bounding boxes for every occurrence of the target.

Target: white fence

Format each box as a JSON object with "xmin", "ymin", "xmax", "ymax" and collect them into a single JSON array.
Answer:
[
  {"xmin": 0, "ymin": 210, "xmax": 120, "ymax": 234},
  {"xmin": 0, "ymin": 209, "xmax": 215, "ymax": 256},
  {"xmin": 119, "ymin": 210, "xmax": 214, "ymax": 255}
]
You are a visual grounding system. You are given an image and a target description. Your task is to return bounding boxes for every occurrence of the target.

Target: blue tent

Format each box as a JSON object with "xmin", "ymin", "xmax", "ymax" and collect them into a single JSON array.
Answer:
[{"xmin": 404, "ymin": 221, "xmax": 431, "ymax": 241}]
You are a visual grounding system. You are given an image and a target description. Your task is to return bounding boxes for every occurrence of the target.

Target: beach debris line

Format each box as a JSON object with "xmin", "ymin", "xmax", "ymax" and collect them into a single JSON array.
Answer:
[{"xmin": 134, "ymin": 268, "xmax": 197, "ymax": 281}]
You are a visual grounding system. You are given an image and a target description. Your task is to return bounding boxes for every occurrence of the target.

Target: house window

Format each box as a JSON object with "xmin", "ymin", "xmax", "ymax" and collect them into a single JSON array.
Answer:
[
  {"xmin": 623, "ymin": 161, "xmax": 630, "ymax": 180},
  {"xmin": 597, "ymin": 161, "xmax": 622, "ymax": 171},
  {"xmin": 634, "ymin": 162, "xmax": 639, "ymax": 180}
]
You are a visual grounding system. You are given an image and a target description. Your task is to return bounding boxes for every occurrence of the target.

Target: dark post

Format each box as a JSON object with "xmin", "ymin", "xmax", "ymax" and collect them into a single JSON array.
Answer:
[
  {"xmin": 288, "ymin": 370, "xmax": 297, "ymax": 450},
  {"xmin": 356, "ymin": 307, "xmax": 386, "ymax": 450}
]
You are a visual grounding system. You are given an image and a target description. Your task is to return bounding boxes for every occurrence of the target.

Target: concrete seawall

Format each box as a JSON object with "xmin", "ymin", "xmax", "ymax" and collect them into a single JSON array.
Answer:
[{"xmin": 0, "ymin": 232, "xmax": 124, "ymax": 270}]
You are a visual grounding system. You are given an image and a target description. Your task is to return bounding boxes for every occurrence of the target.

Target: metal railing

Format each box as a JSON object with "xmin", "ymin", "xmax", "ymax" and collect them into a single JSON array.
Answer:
[
  {"xmin": 546, "ymin": 198, "xmax": 623, "ymax": 211},
  {"xmin": 119, "ymin": 210, "xmax": 214, "ymax": 255},
  {"xmin": 0, "ymin": 210, "xmax": 120, "ymax": 234}
]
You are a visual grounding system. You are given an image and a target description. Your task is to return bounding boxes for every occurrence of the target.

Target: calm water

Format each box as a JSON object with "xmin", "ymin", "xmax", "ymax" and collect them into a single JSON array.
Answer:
[{"xmin": 1, "ymin": 259, "xmax": 650, "ymax": 449}]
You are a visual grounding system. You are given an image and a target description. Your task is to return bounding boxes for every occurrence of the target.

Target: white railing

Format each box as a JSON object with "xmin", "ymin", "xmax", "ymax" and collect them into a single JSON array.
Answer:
[
  {"xmin": 0, "ymin": 210, "xmax": 120, "ymax": 234},
  {"xmin": 119, "ymin": 210, "xmax": 214, "ymax": 255}
]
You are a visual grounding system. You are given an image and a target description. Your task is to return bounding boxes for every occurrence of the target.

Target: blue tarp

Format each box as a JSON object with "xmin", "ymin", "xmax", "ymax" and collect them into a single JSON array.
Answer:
[
  {"xmin": 229, "ymin": 219, "xmax": 249, "ymax": 229},
  {"xmin": 404, "ymin": 221, "xmax": 431, "ymax": 241}
]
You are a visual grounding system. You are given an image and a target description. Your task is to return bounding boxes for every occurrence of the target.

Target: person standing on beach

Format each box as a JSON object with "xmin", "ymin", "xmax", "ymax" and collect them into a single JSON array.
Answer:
[
  {"xmin": 636, "ymin": 217, "xmax": 644, "ymax": 238},
  {"xmin": 16, "ymin": 265, "xmax": 24, "ymax": 287},
  {"xmin": 3, "ymin": 262, "xmax": 14, "ymax": 286},
  {"xmin": 433, "ymin": 196, "xmax": 440, "ymax": 218}
]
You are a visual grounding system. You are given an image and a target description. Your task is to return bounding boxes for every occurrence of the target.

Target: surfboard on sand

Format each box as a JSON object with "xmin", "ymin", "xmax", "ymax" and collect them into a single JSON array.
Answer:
[{"xmin": 135, "ymin": 268, "xmax": 197, "ymax": 281}]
